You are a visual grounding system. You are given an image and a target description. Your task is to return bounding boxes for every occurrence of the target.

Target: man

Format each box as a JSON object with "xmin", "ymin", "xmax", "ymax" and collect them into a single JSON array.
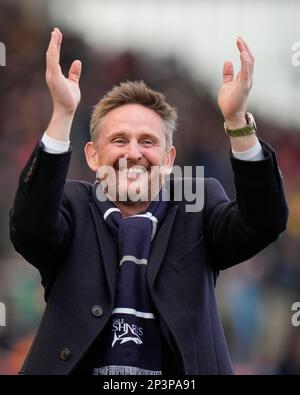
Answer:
[{"xmin": 9, "ymin": 28, "xmax": 288, "ymax": 375}]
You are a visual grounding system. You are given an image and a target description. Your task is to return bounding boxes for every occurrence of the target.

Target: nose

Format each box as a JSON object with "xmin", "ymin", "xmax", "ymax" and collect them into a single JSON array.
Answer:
[{"xmin": 125, "ymin": 141, "xmax": 143, "ymax": 161}]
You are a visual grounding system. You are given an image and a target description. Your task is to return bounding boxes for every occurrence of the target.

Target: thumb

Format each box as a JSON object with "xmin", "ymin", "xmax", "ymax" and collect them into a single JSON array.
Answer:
[
  {"xmin": 222, "ymin": 61, "xmax": 234, "ymax": 84},
  {"xmin": 68, "ymin": 60, "xmax": 82, "ymax": 84}
]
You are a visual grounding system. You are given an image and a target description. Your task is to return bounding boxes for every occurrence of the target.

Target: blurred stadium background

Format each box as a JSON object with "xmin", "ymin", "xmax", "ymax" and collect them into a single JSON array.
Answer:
[{"xmin": 0, "ymin": 0, "xmax": 300, "ymax": 375}]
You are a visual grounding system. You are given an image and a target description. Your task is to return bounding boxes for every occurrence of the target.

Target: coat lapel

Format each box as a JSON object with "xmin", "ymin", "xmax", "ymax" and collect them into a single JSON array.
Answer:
[
  {"xmin": 89, "ymin": 202, "xmax": 118, "ymax": 301},
  {"xmin": 147, "ymin": 204, "xmax": 178, "ymax": 288}
]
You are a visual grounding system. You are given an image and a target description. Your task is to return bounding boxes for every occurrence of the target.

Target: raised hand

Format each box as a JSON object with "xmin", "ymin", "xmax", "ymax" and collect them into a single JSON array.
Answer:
[
  {"xmin": 46, "ymin": 28, "xmax": 82, "ymax": 115},
  {"xmin": 217, "ymin": 37, "xmax": 254, "ymax": 127}
]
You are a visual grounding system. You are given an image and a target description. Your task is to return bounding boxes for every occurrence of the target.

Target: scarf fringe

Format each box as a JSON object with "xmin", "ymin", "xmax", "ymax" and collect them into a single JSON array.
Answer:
[{"xmin": 93, "ymin": 365, "xmax": 162, "ymax": 375}]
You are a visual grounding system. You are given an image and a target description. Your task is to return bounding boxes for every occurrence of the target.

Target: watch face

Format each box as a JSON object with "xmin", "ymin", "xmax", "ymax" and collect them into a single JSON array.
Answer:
[{"xmin": 246, "ymin": 112, "xmax": 257, "ymax": 131}]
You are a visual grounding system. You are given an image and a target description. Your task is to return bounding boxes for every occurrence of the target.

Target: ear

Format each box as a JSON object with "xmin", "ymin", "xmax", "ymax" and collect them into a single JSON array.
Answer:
[
  {"xmin": 84, "ymin": 141, "xmax": 99, "ymax": 172},
  {"xmin": 164, "ymin": 145, "xmax": 176, "ymax": 172}
]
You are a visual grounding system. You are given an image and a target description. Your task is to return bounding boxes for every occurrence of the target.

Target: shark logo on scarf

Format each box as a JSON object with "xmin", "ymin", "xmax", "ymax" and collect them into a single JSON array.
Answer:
[{"xmin": 112, "ymin": 323, "xmax": 143, "ymax": 348}]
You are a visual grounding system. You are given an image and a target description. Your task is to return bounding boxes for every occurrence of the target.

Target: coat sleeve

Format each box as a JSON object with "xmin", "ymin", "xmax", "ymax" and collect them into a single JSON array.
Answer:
[
  {"xmin": 203, "ymin": 140, "xmax": 289, "ymax": 270},
  {"xmin": 9, "ymin": 140, "xmax": 73, "ymax": 287}
]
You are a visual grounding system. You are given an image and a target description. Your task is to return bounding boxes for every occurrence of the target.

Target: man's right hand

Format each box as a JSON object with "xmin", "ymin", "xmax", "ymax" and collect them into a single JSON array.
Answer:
[
  {"xmin": 46, "ymin": 28, "xmax": 81, "ymax": 114},
  {"xmin": 45, "ymin": 28, "xmax": 82, "ymax": 142}
]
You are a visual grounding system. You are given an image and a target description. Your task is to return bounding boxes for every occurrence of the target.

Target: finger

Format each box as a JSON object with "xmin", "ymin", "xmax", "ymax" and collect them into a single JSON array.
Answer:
[
  {"xmin": 54, "ymin": 27, "xmax": 62, "ymax": 58},
  {"xmin": 240, "ymin": 51, "xmax": 251, "ymax": 83},
  {"xmin": 54, "ymin": 27, "xmax": 62, "ymax": 45},
  {"xmin": 222, "ymin": 61, "xmax": 234, "ymax": 84},
  {"xmin": 241, "ymin": 38, "xmax": 254, "ymax": 63},
  {"xmin": 46, "ymin": 29, "xmax": 61, "ymax": 74},
  {"xmin": 237, "ymin": 37, "xmax": 254, "ymax": 64},
  {"xmin": 46, "ymin": 28, "xmax": 61, "ymax": 63},
  {"xmin": 68, "ymin": 60, "xmax": 82, "ymax": 84},
  {"xmin": 236, "ymin": 36, "xmax": 246, "ymax": 54}
]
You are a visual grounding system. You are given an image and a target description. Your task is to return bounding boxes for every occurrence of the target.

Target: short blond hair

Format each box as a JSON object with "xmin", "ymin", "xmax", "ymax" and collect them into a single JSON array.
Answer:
[{"xmin": 90, "ymin": 81, "xmax": 177, "ymax": 150}]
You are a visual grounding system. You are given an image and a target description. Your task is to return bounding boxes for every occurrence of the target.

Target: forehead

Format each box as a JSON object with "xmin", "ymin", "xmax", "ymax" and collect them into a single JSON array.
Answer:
[{"xmin": 100, "ymin": 104, "xmax": 165, "ymax": 136}]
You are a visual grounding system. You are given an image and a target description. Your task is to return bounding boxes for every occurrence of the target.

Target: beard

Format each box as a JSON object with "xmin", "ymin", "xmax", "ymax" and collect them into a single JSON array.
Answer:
[
  {"xmin": 98, "ymin": 166, "xmax": 163, "ymax": 205},
  {"xmin": 115, "ymin": 171, "xmax": 160, "ymax": 204}
]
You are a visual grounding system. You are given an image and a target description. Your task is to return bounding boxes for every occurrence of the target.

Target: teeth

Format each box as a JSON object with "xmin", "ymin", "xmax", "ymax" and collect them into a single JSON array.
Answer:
[{"xmin": 127, "ymin": 167, "xmax": 147, "ymax": 174}]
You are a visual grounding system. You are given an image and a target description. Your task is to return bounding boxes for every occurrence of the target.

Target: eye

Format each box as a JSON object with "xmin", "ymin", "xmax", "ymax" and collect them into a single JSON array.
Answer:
[
  {"xmin": 112, "ymin": 138, "xmax": 127, "ymax": 146},
  {"xmin": 141, "ymin": 139, "xmax": 155, "ymax": 146}
]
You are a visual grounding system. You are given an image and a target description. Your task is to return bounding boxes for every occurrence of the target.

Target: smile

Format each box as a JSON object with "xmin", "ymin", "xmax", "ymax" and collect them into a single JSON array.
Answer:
[{"xmin": 117, "ymin": 165, "xmax": 150, "ymax": 180}]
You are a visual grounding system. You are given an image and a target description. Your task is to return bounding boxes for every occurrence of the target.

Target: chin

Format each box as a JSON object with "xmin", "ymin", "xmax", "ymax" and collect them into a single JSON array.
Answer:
[
  {"xmin": 104, "ymin": 174, "xmax": 162, "ymax": 204},
  {"xmin": 117, "ymin": 186, "xmax": 150, "ymax": 204},
  {"xmin": 118, "ymin": 198, "xmax": 147, "ymax": 207}
]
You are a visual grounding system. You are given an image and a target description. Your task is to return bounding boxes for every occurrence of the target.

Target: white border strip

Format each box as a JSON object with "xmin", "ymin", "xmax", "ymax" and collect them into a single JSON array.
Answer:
[
  {"xmin": 120, "ymin": 255, "xmax": 148, "ymax": 266},
  {"xmin": 112, "ymin": 308, "xmax": 155, "ymax": 319},
  {"xmin": 104, "ymin": 207, "xmax": 121, "ymax": 221}
]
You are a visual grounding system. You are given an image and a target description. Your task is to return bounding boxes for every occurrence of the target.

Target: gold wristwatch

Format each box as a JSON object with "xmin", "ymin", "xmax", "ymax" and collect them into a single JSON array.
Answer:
[{"xmin": 224, "ymin": 112, "xmax": 257, "ymax": 137}]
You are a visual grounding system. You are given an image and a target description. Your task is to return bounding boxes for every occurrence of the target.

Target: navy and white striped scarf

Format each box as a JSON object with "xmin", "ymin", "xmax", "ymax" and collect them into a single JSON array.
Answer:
[{"xmin": 91, "ymin": 182, "xmax": 169, "ymax": 375}]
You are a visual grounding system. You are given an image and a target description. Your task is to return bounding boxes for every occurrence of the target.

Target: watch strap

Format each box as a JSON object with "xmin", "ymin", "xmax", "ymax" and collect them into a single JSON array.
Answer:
[
  {"xmin": 224, "ymin": 112, "xmax": 257, "ymax": 137},
  {"xmin": 225, "ymin": 124, "xmax": 256, "ymax": 137}
]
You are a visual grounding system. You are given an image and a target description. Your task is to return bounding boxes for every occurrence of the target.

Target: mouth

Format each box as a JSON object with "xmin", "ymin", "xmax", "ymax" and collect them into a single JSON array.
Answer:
[
  {"xmin": 127, "ymin": 166, "xmax": 149, "ymax": 179},
  {"xmin": 116, "ymin": 165, "xmax": 150, "ymax": 180}
]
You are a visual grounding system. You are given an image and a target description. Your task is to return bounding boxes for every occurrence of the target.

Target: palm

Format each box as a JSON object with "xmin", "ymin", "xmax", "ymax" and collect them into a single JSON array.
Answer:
[
  {"xmin": 48, "ymin": 71, "xmax": 81, "ymax": 112},
  {"xmin": 218, "ymin": 71, "xmax": 247, "ymax": 119},
  {"xmin": 217, "ymin": 38, "xmax": 254, "ymax": 121}
]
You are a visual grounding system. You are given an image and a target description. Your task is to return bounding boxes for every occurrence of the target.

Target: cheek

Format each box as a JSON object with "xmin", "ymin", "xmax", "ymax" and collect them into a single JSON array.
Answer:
[
  {"xmin": 98, "ymin": 147, "xmax": 122, "ymax": 166},
  {"xmin": 143, "ymin": 148, "xmax": 166, "ymax": 166}
]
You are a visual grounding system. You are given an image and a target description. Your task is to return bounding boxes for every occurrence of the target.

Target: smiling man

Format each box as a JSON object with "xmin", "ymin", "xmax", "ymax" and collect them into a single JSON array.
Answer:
[{"xmin": 9, "ymin": 28, "xmax": 288, "ymax": 375}]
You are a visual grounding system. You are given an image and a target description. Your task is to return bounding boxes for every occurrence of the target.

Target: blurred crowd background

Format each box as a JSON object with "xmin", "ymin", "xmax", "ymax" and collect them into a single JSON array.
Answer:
[{"xmin": 0, "ymin": 0, "xmax": 300, "ymax": 375}]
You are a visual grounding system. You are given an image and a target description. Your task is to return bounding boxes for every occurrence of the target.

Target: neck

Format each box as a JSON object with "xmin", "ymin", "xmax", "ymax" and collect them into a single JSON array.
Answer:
[{"xmin": 114, "ymin": 200, "xmax": 151, "ymax": 218}]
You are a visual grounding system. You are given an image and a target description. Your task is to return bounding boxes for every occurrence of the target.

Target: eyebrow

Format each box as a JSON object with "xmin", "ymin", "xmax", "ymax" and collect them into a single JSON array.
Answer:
[
  {"xmin": 107, "ymin": 131, "xmax": 160, "ymax": 143},
  {"xmin": 106, "ymin": 131, "xmax": 128, "ymax": 139}
]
